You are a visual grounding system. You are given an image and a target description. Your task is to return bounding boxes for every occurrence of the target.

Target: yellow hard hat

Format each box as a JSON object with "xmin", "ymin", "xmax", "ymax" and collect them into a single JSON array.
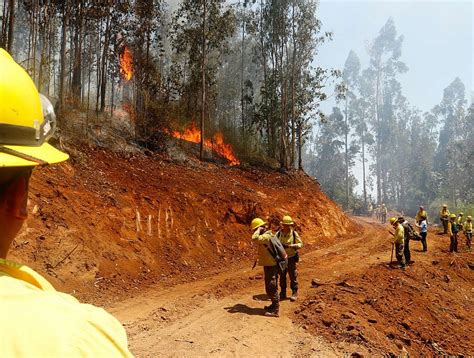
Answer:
[
  {"xmin": 442, "ymin": 204, "xmax": 447, "ymax": 207},
  {"xmin": 0, "ymin": 48, "xmax": 68, "ymax": 167},
  {"xmin": 281, "ymin": 215, "xmax": 294, "ymax": 225},
  {"xmin": 459, "ymin": 212, "xmax": 464, "ymax": 216},
  {"xmin": 467, "ymin": 216, "xmax": 472, "ymax": 220},
  {"xmin": 389, "ymin": 217, "xmax": 397, "ymax": 224},
  {"xmin": 250, "ymin": 218, "xmax": 266, "ymax": 231},
  {"xmin": 449, "ymin": 214, "xmax": 456, "ymax": 219}
]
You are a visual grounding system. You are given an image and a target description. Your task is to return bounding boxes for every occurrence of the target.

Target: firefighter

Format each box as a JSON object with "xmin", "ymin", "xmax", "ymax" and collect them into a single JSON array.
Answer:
[
  {"xmin": 398, "ymin": 217, "xmax": 413, "ymax": 265},
  {"xmin": 464, "ymin": 216, "xmax": 472, "ymax": 250},
  {"xmin": 448, "ymin": 213, "xmax": 458, "ymax": 253},
  {"xmin": 415, "ymin": 215, "xmax": 428, "ymax": 252},
  {"xmin": 250, "ymin": 218, "xmax": 280, "ymax": 317},
  {"xmin": 389, "ymin": 217, "xmax": 406, "ymax": 269},
  {"xmin": 439, "ymin": 204, "xmax": 450, "ymax": 234},
  {"xmin": 381, "ymin": 203, "xmax": 388, "ymax": 223},
  {"xmin": 0, "ymin": 49, "xmax": 132, "ymax": 356},
  {"xmin": 456, "ymin": 212, "xmax": 464, "ymax": 232},
  {"xmin": 415, "ymin": 206, "xmax": 428, "ymax": 225},
  {"xmin": 276, "ymin": 215, "xmax": 303, "ymax": 302}
]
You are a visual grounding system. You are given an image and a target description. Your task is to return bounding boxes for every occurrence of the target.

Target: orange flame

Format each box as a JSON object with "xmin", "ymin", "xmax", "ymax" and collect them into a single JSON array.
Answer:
[
  {"xmin": 120, "ymin": 47, "xmax": 133, "ymax": 81},
  {"xmin": 172, "ymin": 123, "xmax": 240, "ymax": 166}
]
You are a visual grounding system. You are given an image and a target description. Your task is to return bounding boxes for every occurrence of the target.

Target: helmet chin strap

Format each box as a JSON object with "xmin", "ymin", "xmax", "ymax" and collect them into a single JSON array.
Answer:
[{"xmin": 0, "ymin": 146, "xmax": 47, "ymax": 166}]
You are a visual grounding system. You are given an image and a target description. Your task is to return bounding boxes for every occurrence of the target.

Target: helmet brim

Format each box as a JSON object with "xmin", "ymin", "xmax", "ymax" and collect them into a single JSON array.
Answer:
[{"xmin": 0, "ymin": 143, "xmax": 69, "ymax": 167}]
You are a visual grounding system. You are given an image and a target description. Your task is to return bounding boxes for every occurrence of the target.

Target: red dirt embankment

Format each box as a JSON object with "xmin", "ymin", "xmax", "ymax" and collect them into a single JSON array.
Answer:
[
  {"xmin": 295, "ymin": 222, "xmax": 474, "ymax": 356},
  {"xmin": 10, "ymin": 144, "xmax": 358, "ymax": 303}
]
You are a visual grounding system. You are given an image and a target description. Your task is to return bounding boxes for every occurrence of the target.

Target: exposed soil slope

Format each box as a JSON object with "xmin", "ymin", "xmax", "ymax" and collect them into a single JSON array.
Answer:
[{"xmin": 9, "ymin": 143, "xmax": 357, "ymax": 303}]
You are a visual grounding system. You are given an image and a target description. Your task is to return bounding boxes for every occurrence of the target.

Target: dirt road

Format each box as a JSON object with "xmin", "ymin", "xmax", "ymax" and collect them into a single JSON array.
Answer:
[{"xmin": 109, "ymin": 217, "xmax": 394, "ymax": 357}]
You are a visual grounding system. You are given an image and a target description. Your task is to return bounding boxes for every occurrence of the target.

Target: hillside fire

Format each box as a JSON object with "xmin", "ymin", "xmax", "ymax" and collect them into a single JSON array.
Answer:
[
  {"xmin": 120, "ymin": 46, "xmax": 133, "ymax": 81},
  {"xmin": 171, "ymin": 123, "xmax": 240, "ymax": 166}
]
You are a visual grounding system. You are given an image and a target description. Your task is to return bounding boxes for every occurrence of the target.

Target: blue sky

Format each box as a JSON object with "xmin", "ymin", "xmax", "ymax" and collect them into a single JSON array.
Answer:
[{"xmin": 316, "ymin": 0, "xmax": 473, "ymax": 112}]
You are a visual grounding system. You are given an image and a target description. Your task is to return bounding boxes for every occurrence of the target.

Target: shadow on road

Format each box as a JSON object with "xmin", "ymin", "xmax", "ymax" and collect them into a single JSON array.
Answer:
[
  {"xmin": 252, "ymin": 294, "xmax": 269, "ymax": 301},
  {"xmin": 224, "ymin": 304, "xmax": 266, "ymax": 316}
]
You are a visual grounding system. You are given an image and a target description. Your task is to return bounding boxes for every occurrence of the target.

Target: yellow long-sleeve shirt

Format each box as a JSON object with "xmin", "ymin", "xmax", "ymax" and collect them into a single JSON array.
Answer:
[
  {"xmin": 464, "ymin": 221, "xmax": 473, "ymax": 233},
  {"xmin": 277, "ymin": 229, "xmax": 303, "ymax": 258},
  {"xmin": 392, "ymin": 223, "xmax": 405, "ymax": 244},
  {"xmin": 440, "ymin": 208, "xmax": 450, "ymax": 219},
  {"xmin": 251, "ymin": 229, "xmax": 277, "ymax": 266},
  {"xmin": 415, "ymin": 210, "xmax": 427, "ymax": 222},
  {"xmin": 0, "ymin": 258, "xmax": 133, "ymax": 357}
]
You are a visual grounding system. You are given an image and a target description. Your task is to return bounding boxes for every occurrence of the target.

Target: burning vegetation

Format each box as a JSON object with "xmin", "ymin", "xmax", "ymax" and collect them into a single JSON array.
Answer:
[
  {"xmin": 171, "ymin": 122, "xmax": 240, "ymax": 166},
  {"xmin": 120, "ymin": 47, "xmax": 133, "ymax": 81}
]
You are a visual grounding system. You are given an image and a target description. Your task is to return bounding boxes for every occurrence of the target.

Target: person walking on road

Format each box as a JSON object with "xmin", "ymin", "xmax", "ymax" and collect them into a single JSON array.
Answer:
[
  {"xmin": 448, "ymin": 213, "xmax": 459, "ymax": 253},
  {"xmin": 389, "ymin": 217, "xmax": 406, "ymax": 269},
  {"xmin": 276, "ymin": 215, "xmax": 303, "ymax": 302},
  {"xmin": 415, "ymin": 206, "xmax": 428, "ymax": 224},
  {"xmin": 250, "ymin": 218, "xmax": 280, "ymax": 317},
  {"xmin": 440, "ymin": 204, "xmax": 450, "ymax": 234},
  {"xmin": 464, "ymin": 216, "xmax": 472, "ymax": 250},
  {"xmin": 415, "ymin": 215, "xmax": 428, "ymax": 252},
  {"xmin": 0, "ymin": 49, "xmax": 132, "ymax": 357}
]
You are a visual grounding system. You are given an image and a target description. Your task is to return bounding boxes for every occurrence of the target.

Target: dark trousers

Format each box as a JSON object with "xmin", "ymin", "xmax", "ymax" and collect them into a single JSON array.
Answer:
[
  {"xmin": 420, "ymin": 232, "xmax": 427, "ymax": 251},
  {"xmin": 450, "ymin": 233, "xmax": 458, "ymax": 252},
  {"xmin": 404, "ymin": 238, "xmax": 411, "ymax": 263},
  {"xmin": 442, "ymin": 218, "xmax": 448, "ymax": 234},
  {"xmin": 280, "ymin": 256, "xmax": 298, "ymax": 294},
  {"xmin": 395, "ymin": 242, "xmax": 405, "ymax": 267},
  {"xmin": 381, "ymin": 213, "xmax": 386, "ymax": 223},
  {"xmin": 264, "ymin": 266, "xmax": 279, "ymax": 311},
  {"xmin": 466, "ymin": 232, "xmax": 472, "ymax": 249}
]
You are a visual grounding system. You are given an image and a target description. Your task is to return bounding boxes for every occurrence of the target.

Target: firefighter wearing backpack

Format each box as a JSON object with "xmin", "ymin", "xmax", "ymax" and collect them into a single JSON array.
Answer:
[
  {"xmin": 464, "ymin": 216, "xmax": 472, "ymax": 250},
  {"xmin": 398, "ymin": 217, "xmax": 414, "ymax": 265},
  {"xmin": 276, "ymin": 215, "xmax": 303, "ymax": 302},
  {"xmin": 250, "ymin": 218, "xmax": 280, "ymax": 317},
  {"xmin": 448, "ymin": 213, "xmax": 458, "ymax": 253}
]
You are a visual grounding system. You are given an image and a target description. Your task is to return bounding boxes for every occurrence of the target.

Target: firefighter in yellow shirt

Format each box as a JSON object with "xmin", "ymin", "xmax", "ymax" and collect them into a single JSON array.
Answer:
[
  {"xmin": 447, "ymin": 213, "xmax": 459, "ymax": 253},
  {"xmin": 250, "ymin": 218, "xmax": 280, "ymax": 317},
  {"xmin": 389, "ymin": 217, "xmax": 405, "ymax": 269},
  {"xmin": 415, "ymin": 206, "xmax": 428, "ymax": 224},
  {"xmin": 464, "ymin": 215, "xmax": 472, "ymax": 250},
  {"xmin": 276, "ymin": 215, "xmax": 303, "ymax": 302},
  {"xmin": 0, "ymin": 49, "xmax": 132, "ymax": 357},
  {"xmin": 456, "ymin": 212, "xmax": 464, "ymax": 232},
  {"xmin": 439, "ymin": 204, "xmax": 450, "ymax": 234}
]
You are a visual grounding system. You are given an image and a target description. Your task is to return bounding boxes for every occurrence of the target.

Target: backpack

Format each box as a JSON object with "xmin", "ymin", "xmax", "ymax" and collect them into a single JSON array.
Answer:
[
  {"xmin": 452, "ymin": 222, "xmax": 458, "ymax": 234},
  {"xmin": 404, "ymin": 222, "xmax": 420, "ymax": 241},
  {"xmin": 266, "ymin": 236, "xmax": 288, "ymax": 272}
]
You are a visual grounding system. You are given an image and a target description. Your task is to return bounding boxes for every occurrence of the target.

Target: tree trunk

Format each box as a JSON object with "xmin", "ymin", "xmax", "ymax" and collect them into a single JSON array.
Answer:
[
  {"xmin": 200, "ymin": 0, "xmax": 207, "ymax": 161},
  {"xmin": 344, "ymin": 95, "xmax": 349, "ymax": 209},
  {"xmin": 6, "ymin": 0, "xmax": 14, "ymax": 52},
  {"xmin": 58, "ymin": 2, "xmax": 68, "ymax": 113}
]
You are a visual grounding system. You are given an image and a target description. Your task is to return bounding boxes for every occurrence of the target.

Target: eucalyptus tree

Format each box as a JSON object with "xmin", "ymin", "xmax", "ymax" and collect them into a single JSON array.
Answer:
[
  {"xmin": 172, "ymin": 0, "xmax": 236, "ymax": 160},
  {"xmin": 365, "ymin": 17, "xmax": 408, "ymax": 204}
]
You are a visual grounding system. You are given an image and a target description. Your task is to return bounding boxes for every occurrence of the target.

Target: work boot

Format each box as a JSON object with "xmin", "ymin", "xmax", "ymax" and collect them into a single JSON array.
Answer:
[
  {"xmin": 279, "ymin": 291, "xmax": 287, "ymax": 300},
  {"xmin": 264, "ymin": 303, "xmax": 276, "ymax": 311},
  {"xmin": 264, "ymin": 310, "xmax": 279, "ymax": 317},
  {"xmin": 289, "ymin": 291, "xmax": 298, "ymax": 302}
]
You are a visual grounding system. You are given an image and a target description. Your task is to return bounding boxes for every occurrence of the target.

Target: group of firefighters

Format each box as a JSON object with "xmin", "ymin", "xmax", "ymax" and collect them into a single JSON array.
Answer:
[
  {"xmin": 250, "ymin": 215, "xmax": 303, "ymax": 317},
  {"xmin": 388, "ymin": 204, "xmax": 472, "ymax": 270},
  {"xmin": 370, "ymin": 202, "xmax": 388, "ymax": 223}
]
